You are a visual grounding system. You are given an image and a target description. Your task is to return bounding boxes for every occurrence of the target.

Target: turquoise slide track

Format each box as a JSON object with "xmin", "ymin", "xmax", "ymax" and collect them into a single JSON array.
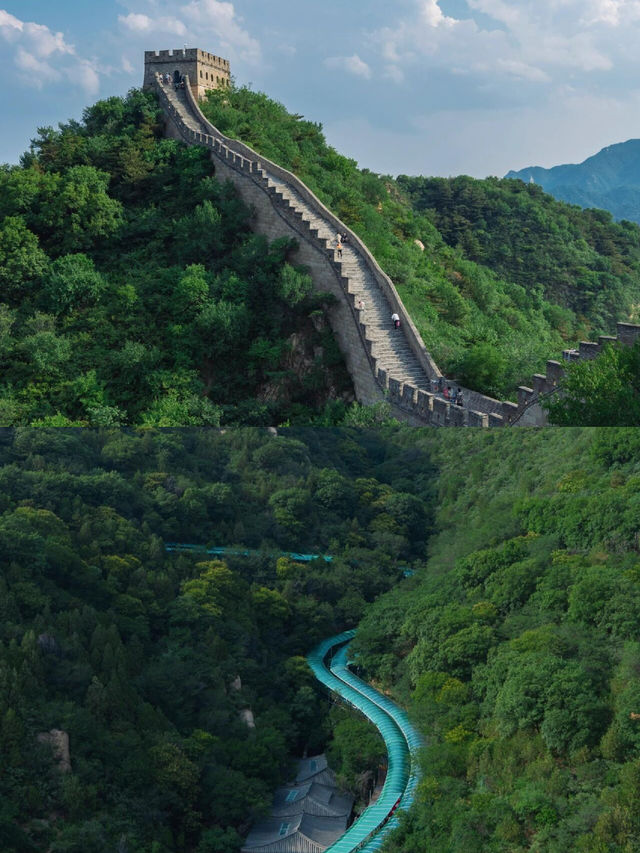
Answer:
[
  {"xmin": 165, "ymin": 545, "xmax": 421, "ymax": 850},
  {"xmin": 165, "ymin": 543, "xmax": 332, "ymax": 562},
  {"xmin": 307, "ymin": 631, "xmax": 422, "ymax": 852}
]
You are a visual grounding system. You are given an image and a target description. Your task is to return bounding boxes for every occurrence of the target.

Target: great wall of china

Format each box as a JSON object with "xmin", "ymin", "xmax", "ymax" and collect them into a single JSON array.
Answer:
[{"xmin": 146, "ymin": 50, "xmax": 640, "ymax": 427}]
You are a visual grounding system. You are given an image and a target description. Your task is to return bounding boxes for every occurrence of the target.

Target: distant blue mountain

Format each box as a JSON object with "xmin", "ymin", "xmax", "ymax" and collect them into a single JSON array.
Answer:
[{"xmin": 505, "ymin": 139, "xmax": 640, "ymax": 223}]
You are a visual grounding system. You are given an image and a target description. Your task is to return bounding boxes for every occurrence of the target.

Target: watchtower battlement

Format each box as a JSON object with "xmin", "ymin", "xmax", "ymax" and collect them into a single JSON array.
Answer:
[{"xmin": 144, "ymin": 48, "xmax": 230, "ymax": 101}]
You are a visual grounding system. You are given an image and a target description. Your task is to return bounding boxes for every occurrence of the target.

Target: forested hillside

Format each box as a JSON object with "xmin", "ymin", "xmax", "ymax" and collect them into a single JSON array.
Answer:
[
  {"xmin": 353, "ymin": 428, "xmax": 640, "ymax": 852},
  {"xmin": 201, "ymin": 87, "xmax": 640, "ymax": 398},
  {"xmin": 397, "ymin": 175, "xmax": 640, "ymax": 336},
  {"xmin": 3, "ymin": 427, "xmax": 640, "ymax": 851},
  {"xmin": 543, "ymin": 339, "xmax": 640, "ymax": 426},
  {"xmin": 0, "ymin": 91, "xmax": 354, "ymax": 427},
  {"xmin": 506, "ymin": 139, "xmax": 640, "ymax": 224},
  {"xmin": 4, "ymin": 84, "xmax": 640, "ymax": 420},
  {"xmin": 0, "ymin": 427, "xmax": 435, "ymax": 852}
]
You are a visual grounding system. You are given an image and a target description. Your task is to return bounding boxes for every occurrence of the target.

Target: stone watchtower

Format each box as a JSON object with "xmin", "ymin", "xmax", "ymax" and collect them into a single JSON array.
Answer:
[{"xmin": 144, "ymin": 48, "xmax": 230, "ymax": 101}]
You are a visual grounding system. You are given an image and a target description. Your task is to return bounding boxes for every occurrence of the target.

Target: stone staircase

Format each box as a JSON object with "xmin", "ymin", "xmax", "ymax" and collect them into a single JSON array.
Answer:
[
  {"xmin": 153, "ymin": 76, "xmax": 640, "ymax": 427},
  {"xmin": 268, "ymin": 177, "xmax": 430, "ymax": 388},
  {"xmin": 160, "ymin": 81, "xmax": 434, "ymax": 397}
]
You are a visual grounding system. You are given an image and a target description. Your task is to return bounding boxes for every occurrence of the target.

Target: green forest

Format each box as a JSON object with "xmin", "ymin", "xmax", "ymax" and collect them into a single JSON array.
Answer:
[
  {"xmin": 542, "ymin": 339, "xmax": 640, "ymax": 426},
  {"xmin": 200, "ymin": 87, "xmax": 640, "ymax": 400},
  {"xmin": 0, "ymin": 91, "xmax": 354, "ymax": 428},
  {"xmin": 353, "ymin": 428, "xmax": 640, "ymax": 852},
  {"xmin": 0, "ymin": 427, "xmax": 433, "ymax": 852},
  {"xmin": 3, "ymin": 427, "xmax": 640, "ymax": 852},
  {"xmin": 2, "ymin": 82, "xmax": 640, "ymax": 424}
]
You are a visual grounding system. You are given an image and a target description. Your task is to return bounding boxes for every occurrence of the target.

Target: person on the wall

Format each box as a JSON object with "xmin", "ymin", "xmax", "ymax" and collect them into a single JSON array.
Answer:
[{"xmin": 391, "ymin": 312, "xmax": 400, "ymax": 329}]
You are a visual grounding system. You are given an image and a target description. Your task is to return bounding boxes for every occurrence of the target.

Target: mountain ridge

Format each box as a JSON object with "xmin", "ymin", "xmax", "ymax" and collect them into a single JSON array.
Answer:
[{"xmin": 506, "ymin": 138, "xmax": 640, "ymax": 222}]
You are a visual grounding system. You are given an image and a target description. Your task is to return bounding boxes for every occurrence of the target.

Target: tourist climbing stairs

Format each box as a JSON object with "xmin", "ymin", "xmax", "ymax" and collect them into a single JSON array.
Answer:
[{"xmin": 158, "ymin": 78, "xmax": 434, "ymax": 395}]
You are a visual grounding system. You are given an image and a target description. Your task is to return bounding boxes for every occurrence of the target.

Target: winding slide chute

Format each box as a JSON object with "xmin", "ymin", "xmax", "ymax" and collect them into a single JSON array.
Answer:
[{"xmin": 307, "ymin": 631, "xmax": 422, "ymax": 852}]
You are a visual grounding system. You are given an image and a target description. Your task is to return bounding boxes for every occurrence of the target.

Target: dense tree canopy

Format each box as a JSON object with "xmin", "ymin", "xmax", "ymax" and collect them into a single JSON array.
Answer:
[
  {"xmin": 545, "ymin": 341, "xmax": 640, "ymax": 425},
  {"xmin": 0, "ymin": 427, "xmax": 435, "ymax": 852},
  {"xmin": 0, "ymin": 91, "xmax": 353, "ymax": 427},
  {"xmin": 353, "ymin": 428, "xmax": 640, "ymax": 852},
  {"xmin": 202, "ymin": 87, "xmax": 640, "ymax": 400},
  {"xmin": 3, "ymin": 83, "xmax": 640, "ymax": 418},
  {"xmin": 398, "ymin": 175, "xmax": 640, "ymax": 335},
  {"xmin": 3, "ymin": 426, "xmax": 640, "ymax": 851}
]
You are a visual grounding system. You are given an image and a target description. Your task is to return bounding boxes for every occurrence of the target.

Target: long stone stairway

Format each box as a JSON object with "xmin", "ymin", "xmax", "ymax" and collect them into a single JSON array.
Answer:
[
  {"xmin": 160, "ymin": 80, "xmax": 434, "ymax": 396},
  {"xmin": 266, "ymin": 175, "xmax": 430, "ymax": 388},
  {"xmin": 152, "ymin": 75, "xmax": 640, "ymax": 427}
]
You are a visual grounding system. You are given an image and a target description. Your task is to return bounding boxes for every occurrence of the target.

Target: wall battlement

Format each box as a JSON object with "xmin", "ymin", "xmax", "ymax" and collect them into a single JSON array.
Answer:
[
  {"xmin": 143, "ymin": 47, "xmax": 230, "ymax": 101},
  {"xmin": 511, "ymin": 322, "xmax": 640, "ymax": 425},
  {"xmin": 150, "ymin": 69, "xmax": 640, "ymax": 428}
]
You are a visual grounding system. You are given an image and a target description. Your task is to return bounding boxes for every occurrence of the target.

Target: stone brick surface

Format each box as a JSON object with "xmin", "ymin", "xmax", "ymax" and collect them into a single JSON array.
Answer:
[{"xmin": 151, "ymin": 67, "xmax": 640, "ymax": 428}]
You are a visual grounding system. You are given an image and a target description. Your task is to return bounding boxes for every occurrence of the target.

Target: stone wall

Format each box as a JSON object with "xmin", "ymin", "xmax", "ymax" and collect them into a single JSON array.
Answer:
[
  {"xmin": 510, "ymin": 323, "xmax": 640, "ymax": 425},
  {"xmin": 144, "ymin": 48, "xmax": 230, "ymax": 101},
  {"xmin": 153, "ymin": 74, "xmax": 640, "ymax": 428}
]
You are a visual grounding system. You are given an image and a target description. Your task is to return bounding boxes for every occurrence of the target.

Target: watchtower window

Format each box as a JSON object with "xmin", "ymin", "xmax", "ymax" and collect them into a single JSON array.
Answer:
[
  {"xmin": 200, "ymin": 70, "xmax": 203, "ymax": 78},
  {"xmin": 173, "ymin": 69, "xmax": 181, "ymax": 84}
]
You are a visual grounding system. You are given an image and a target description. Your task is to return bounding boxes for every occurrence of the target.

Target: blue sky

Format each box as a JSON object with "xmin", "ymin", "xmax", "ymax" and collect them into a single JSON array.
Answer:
[{"xmin": 2, "ymin": 0, "xmax": 640, "ymax": 177}]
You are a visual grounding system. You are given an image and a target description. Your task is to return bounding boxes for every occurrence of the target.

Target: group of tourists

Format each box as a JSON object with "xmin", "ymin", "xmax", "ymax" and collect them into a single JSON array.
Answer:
[
  {"xmin": 335, "ymin": 232, "xmax": 349, "ymax": 259},
  {"xmin": 159, "ymin": 71, "xmax": 185, "ymax": 89},
  {"xmin": 430, "ymin": 376, "xmax": 463, "ymax": 407}
]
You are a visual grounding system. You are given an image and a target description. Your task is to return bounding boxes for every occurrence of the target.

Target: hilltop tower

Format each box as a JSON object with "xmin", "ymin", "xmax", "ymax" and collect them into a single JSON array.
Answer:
[{"xmin": 144, "ymin": 48, "xmax": 230, "ymax": 101}]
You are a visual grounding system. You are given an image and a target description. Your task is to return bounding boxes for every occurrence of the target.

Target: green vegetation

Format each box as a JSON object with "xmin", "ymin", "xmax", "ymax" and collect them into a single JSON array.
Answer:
[
  {"xmin": 545, "ymin": 341, "xmax": 640, "ymax": 425},
  {"xmin": 4, "ymin": 426, "xmax": 640, "ymax": 851},
  {"xmin": 353, "ymin": 428, "xmax": 640, "ymax": 852},
  {"xmin": 202, "ymin": 87, "xmax": 640, "ymax": 398},
  {"xmin": 399, "ymin": 175, "xmax": 640, "ymax": 335},
  {"xmin": 0, "ymin": 90, "xmax": 353, "ymax": 427},
  {"xmin": 0, "ymin": 427, "xmax": 435, "ymax": 852},
  {"xmin": 506, "ymin": 139, "xmax": 640, "ymax": 225},
  {"xmin": 3, "ymin": 82, "xmax": 640, "ymax": 415}
]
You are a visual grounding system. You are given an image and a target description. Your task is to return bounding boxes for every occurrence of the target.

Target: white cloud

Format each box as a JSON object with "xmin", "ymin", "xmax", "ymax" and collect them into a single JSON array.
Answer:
[
  {"xmin": 325, "ymin": 54, "xmax": 372, "ymax": 80},
  {"xmin": 368, "ymin": 0, "xmax": 630, "ymax": 89},
  {"xmin": 180, "ymin": 0, "xmax": 261, "ymax": 64},
  {"xmin": 117, "ymin": 1, "xmax": 261, "ymax": 65},
  {"xmin": 119, "ymin": 12, "xmax": 187, "ymax": 36},
  {"xmin": 14, "ymin": 47, "xmax": 61, "ymax": 87},
  {"xmin": 0, "ymin": 9, "xmax": 99, "ymax": 94},
  {"xmin": 22, "ymin": 22, "xmax": 74, "ymax": 58},
  {"xmin": 0, "ymin": 9, "xmax": 23, "ymax": 38},
  {"xmin": 419, "ymin": 0, "xmax": 457, "ymax": 28},
  {"xmin": 119, "ymin": 12, "xmax": 153, "ymax": 32},
  {"xmin": 72, "ymin": 60, "xmax": 101, "ymax": 96},
  {"xmin": 494, "ymin": 59, "xmax": 551, "ymax": 83}
]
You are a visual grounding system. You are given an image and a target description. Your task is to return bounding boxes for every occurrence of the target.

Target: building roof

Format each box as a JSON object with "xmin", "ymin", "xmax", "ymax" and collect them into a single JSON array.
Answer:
[
  {"xmin": 272, "ymin": 783, "xmax": 353, "ymax": 819},
  {"xmin": 242, "ymin": 813, "xmax": 348, "ymax": 853},
  {"xmin": 242, "ymin": 755, "xmax": 354, "ymax": 853},
  {"xmin": 294, "ymin": 755, "xmax": 336, "ymax": 787}
]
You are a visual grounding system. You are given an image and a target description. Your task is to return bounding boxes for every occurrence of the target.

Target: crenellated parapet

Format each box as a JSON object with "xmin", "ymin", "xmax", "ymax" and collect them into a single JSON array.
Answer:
[
  {"xmin": 510, "ymin": 322, "xmax": 640, "ymax": 425},
  {"xmin": 151, "ymin": 66, "xmax": 640, "ymax": 428},
  {"xmin": 144, "ymin": 47, "xmax": 230, "ymax": 102}
]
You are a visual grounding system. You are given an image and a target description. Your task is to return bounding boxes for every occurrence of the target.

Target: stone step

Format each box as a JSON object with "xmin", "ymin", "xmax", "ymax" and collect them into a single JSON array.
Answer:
[{"xmin": 161, "ymin": 87, "xmax": 436, "ymax": 399}]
